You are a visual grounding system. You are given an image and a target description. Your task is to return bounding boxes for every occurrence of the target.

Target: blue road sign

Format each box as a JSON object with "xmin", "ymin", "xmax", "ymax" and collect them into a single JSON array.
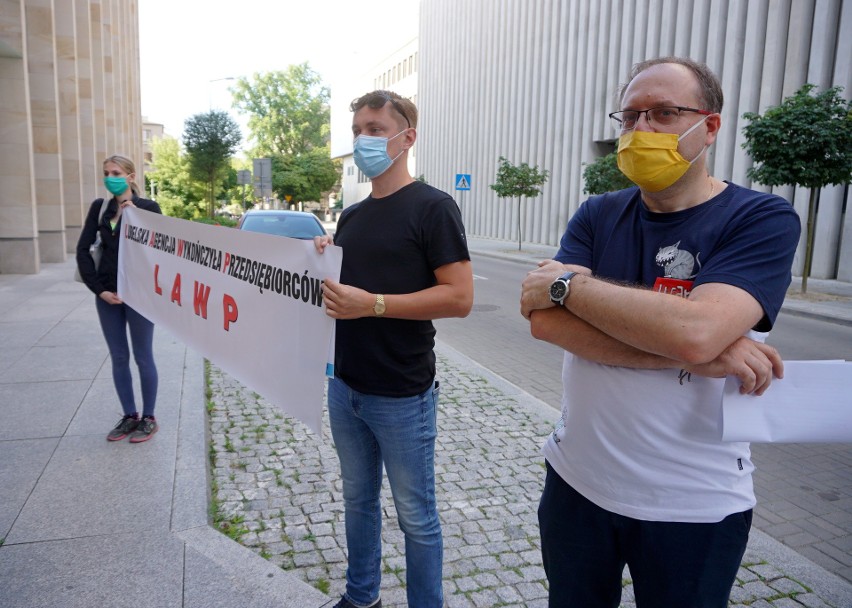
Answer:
[{"xmin": 455, "ymin": 174, "xmax": 471, "ymax": 191}]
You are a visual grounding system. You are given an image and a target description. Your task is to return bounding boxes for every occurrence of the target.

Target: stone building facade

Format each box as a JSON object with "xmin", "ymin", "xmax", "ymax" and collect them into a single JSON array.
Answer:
[{"xmin": 0, "ymin": 0, "xmax": 142, "ymax": 274}]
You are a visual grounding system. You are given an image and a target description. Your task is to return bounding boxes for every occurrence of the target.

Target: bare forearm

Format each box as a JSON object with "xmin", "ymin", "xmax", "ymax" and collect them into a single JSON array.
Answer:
[
  {"xmin": 388, "ymin": 260, "xmax": 474, "ymax": 320},
  {"xmin": 563, "ymin": 275, "xmax": 763, "ymax": 364},
  {"xmin": 529, "ymin": 307, "xmax": 678, "ymax": 369},
  {"xmin": 321, "ymin": 261, "xmax": 473, "ymax": 321},
  {"xmin": 530, "ymin": 307, "xmax": 784, "ymax": 395},
  {"xmin": 384, "ymin": 284, "xmax": 472, "ymax": 320}
]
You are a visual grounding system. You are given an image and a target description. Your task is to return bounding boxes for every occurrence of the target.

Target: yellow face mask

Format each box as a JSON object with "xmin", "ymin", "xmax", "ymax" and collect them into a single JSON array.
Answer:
[{"xmin": 616, "ymin": 117, "xmax": 708, "ymax": 192}]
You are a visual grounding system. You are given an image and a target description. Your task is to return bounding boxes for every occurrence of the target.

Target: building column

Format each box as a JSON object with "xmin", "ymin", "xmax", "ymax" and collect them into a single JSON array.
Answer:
[
  {"xmin": 75, "ymin": 0, "xmax": 98, "ymax": 202},
  {"xmin": 55, "ymin": 0, "xmax": 86, "ymax": 252},
  {"xmin": 26, "ymin": 0, "xmax": 67, "ymax": 262},
  {"xmin": 0, "ymin": 0, "xmax": 40, "ymax": 274},
  {"xmin": 90, "ymin": 0, "xmax": 107, "ymax": 166}
]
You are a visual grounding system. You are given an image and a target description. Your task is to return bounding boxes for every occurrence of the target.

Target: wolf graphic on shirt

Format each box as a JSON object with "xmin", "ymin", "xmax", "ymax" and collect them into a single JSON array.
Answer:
[{"xmin": 656, "ymin": 241, "xmax": 701, "ymax": 280}]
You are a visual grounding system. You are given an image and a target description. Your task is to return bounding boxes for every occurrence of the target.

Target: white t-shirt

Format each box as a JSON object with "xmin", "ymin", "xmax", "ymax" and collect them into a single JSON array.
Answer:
[{"xmin": 542, "ymin": 331, "xmax": 766, "ymax": 523}]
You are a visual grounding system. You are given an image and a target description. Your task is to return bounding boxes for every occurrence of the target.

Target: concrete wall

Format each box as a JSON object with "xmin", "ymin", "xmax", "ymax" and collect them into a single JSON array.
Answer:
[
  {"xmin": 0, "ymin": 0, "xmax": 143, "ymax": 274},
  {"xmin": 418, "ymin": 0, "xmax": 851, "ymax": 280}
]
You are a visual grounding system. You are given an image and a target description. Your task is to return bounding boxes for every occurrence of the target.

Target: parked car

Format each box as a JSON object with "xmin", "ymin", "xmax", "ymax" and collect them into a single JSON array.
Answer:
[{"xmin": 237, "ymin": 209, "xmax": 326, "ymax": 240}]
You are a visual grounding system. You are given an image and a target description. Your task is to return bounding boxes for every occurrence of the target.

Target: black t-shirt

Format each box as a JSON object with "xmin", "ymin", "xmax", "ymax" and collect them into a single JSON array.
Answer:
[{"xmin": 333, "ymin": 181, "xmax": 470, "ymax": 397}]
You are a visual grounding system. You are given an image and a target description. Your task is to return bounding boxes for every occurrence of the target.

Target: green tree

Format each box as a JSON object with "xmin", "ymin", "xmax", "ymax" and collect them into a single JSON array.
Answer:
[
  {"xmin": 231, "ymin": 63, "xmax": 340, "ymax": 208},
  {"xmin": 183, "ymin": 110, "xmax": 242, "ymax": 218},
  {"xmin": 145, "ymin": 137, "xmax": 206, "ymax": 219},
  {"xmin": 490, "ymin": 156, "xmax": 550, "ymax": 251},
  {"xmin": 232, "ymin": 64, "xmax": 330, "ymax": 156},
  {"xmin": 582, "ymin": 151, "xmax": 635, "ymax": 194},
  {"xmin": 742, "ymin": 84, "xmax": 852, "ymax": 293},
  {"xmin": 272, "ymin": 148, "xmax": 340, "ymax": 205}
]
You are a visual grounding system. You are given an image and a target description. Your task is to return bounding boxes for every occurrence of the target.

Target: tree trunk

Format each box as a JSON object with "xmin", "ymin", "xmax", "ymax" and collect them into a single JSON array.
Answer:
[
  {"xmin": 207, "ymin": 181, "xmax": 213, "ymax": 218},
  {"xmin": 801, "ymin": 187, "xmax": 818, "ymax": 294},
  {"xmin": 517, "ymin": 197, "xmax": 522, "ymax": 251}
]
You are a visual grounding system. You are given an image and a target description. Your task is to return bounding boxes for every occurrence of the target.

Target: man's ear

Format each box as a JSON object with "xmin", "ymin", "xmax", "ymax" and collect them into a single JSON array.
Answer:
[
  {"xmin": 704, "ymin": 113, "xmax": 722, "ymax": 146},
  {"xmin": 403, "ymin": 128, "xmax": 417, "ymax": 150}
]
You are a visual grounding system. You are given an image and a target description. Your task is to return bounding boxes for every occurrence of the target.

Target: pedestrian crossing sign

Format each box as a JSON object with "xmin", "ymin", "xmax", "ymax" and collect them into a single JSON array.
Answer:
[{"xmin": 455, "ymin": 174, "xmax": 471, "ymax": 191}]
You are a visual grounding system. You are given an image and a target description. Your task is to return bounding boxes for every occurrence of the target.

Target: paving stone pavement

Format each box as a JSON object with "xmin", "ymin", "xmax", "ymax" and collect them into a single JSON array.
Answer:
[{"xmin": 206, "ymin": 347, "xmax": 848, "ymax": 608}]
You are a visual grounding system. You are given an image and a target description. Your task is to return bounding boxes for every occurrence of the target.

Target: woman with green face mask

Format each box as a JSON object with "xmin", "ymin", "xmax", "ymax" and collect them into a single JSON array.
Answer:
[{"xmin": 76, "ymin": 154, "xmax": 163, "ymax": 444}]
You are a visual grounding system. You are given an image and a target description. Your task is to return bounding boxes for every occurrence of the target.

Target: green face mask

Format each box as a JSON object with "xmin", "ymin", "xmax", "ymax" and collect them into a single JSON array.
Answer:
[{"xmin": 104, "ymin": 176, "xmax": 130, "ymax": 196}]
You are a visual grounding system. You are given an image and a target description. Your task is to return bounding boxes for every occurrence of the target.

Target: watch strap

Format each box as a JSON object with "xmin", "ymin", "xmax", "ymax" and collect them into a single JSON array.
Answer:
[{"xmin": 374, "ymin": 294, "xmax": 386, "ymax": 317}]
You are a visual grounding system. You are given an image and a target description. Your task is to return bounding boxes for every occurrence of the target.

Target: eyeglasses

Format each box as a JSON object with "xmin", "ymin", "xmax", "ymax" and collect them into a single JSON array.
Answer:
[
  {"xmin": 354, "ymin": 92, "xmax": 411, "ymax": 128},
  {"xmin": 608, "ymin": 106, "xmax": 712, "ymax": 131}
]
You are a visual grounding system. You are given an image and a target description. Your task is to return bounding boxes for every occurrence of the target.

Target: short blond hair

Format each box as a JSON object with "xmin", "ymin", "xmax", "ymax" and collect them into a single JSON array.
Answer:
[{"xmin": 350, "ymin": 90, "xmax": 418, "ymax": 130}]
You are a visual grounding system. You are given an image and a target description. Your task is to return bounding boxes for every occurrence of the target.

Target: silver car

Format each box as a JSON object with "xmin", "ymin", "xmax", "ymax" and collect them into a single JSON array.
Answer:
[{"xmin": 237, "ymin": 209, "xmax": 327, "ymax": 240}]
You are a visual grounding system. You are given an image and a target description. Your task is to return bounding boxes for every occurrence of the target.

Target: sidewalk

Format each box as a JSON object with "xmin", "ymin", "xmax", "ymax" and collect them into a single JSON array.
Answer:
[
  {"xmin": 0, "ymin": 258, "xmax": 328, "ymax": 607},
  {"xmin": 1, "ymin": 255, "xmax": 850, "ymax": 607}
]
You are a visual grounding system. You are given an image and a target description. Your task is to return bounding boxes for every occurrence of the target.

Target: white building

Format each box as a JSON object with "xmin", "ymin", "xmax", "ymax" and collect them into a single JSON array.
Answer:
[{"xmin": 412, "ymin": 0, "xmax": 851, "ymax": 281}]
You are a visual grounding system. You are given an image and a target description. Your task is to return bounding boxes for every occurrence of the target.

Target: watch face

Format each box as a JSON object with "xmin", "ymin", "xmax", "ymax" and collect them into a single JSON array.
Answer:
[
  {"xmin": 550, "ymin": 281, "xmax": 567, "ymax": 302},
  {"xmin": 374, "ymin": 296, "xmax": 386, "ymax": 315}
]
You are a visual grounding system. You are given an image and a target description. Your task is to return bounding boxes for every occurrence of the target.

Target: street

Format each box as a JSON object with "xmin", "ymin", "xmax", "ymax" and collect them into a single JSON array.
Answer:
[{"xmin": 435, "ymin": 253, "xmax": 852, "ymax": 584}]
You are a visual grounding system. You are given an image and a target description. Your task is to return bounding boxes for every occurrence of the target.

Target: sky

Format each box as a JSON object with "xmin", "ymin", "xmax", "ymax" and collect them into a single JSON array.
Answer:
[{"xmin": 139, "ymin": 0, "xmax": 420, "ymax": 143}]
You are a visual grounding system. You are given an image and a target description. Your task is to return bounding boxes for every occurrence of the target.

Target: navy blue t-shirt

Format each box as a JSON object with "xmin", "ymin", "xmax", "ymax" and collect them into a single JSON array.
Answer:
[
  {"xmin": 333, "ymin": 180, "xmax": 470, "ymax": 397},
  {"xmin": 554, "ymin": 183, "xmax": 800, "ymax": 331}
]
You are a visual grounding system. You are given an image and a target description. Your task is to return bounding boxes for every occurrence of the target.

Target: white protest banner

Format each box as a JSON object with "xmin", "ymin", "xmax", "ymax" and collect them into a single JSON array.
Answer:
[{"xmin": 117, "ymin": 207, "xmax": 341, "ymax": 435}]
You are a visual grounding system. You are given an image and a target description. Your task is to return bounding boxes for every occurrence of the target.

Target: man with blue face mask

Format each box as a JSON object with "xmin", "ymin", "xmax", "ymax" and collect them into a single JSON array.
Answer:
[
  {"xmin": 314, "ymin": 90, "xmax": 473, "ymax": 608},
  {"xmin": 520, "ymin": 58, "xmax": 801, "ymax": 607}
]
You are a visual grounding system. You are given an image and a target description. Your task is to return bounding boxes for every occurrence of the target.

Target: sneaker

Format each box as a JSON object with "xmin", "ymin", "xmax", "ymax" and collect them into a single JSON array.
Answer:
[
  {"xmin": 332, "ymin": 597, "xmax": 381, "ymax": 608},
  {"xmin": 128, "ymin": 415, "xmax": 158, "ymax": 443},
  {"xmin": 107, "ymin": 414, "xmax": 139, "ymax": 441}
]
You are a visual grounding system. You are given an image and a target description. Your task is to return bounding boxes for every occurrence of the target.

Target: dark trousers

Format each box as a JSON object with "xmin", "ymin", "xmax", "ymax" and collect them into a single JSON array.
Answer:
[
  {"xmin": 96, "ymin": 298, "xmax": 158, "ymax": 417},
  {"xmin": 538, "ymin": 461, "xmax": 751, "ymax": 608}
]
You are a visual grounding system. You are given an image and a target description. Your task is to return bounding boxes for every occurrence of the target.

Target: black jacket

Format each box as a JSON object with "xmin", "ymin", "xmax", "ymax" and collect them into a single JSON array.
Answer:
[{"xmin": 76, "ymin": 194, "xmax": 162, "ymax": 295}]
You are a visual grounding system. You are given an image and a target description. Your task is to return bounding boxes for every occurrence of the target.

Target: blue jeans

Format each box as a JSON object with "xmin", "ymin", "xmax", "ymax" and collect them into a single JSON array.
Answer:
[
  {"xmin": 328, "ymin": 376, "xmax": 443, "ymax": 608},
  {"xmin": 538, "ymin": 461, "xmax": 751, "ymax": 608},
  {"xmin": 96, "ymin": 298, "xmax": 158, "ymax": 418}
]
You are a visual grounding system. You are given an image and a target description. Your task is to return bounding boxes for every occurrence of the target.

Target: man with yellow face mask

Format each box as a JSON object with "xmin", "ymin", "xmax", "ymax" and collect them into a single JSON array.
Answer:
[{"xmin": 520, "ymin": 57, "xmax": 801, "ymax": 607}]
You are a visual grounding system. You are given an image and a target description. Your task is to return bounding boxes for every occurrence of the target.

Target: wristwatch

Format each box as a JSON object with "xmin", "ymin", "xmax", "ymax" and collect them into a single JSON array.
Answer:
[
  {"xmin": 374, "ymin": 294, "xmax": 386, "ymax": 317},
  {"xmin": 549, "ymin": 272, "xmax": 577, "ymax": 306}
]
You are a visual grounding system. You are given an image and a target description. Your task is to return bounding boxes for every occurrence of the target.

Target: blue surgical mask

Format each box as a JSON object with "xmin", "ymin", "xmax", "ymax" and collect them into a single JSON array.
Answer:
[
  {"xmin": 353, "ymin": 130, "xmax": 408, "ymax": 178},
  {"xmin": 104, "ymin": 176, "xmax": 130, "ymax": 196}
]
